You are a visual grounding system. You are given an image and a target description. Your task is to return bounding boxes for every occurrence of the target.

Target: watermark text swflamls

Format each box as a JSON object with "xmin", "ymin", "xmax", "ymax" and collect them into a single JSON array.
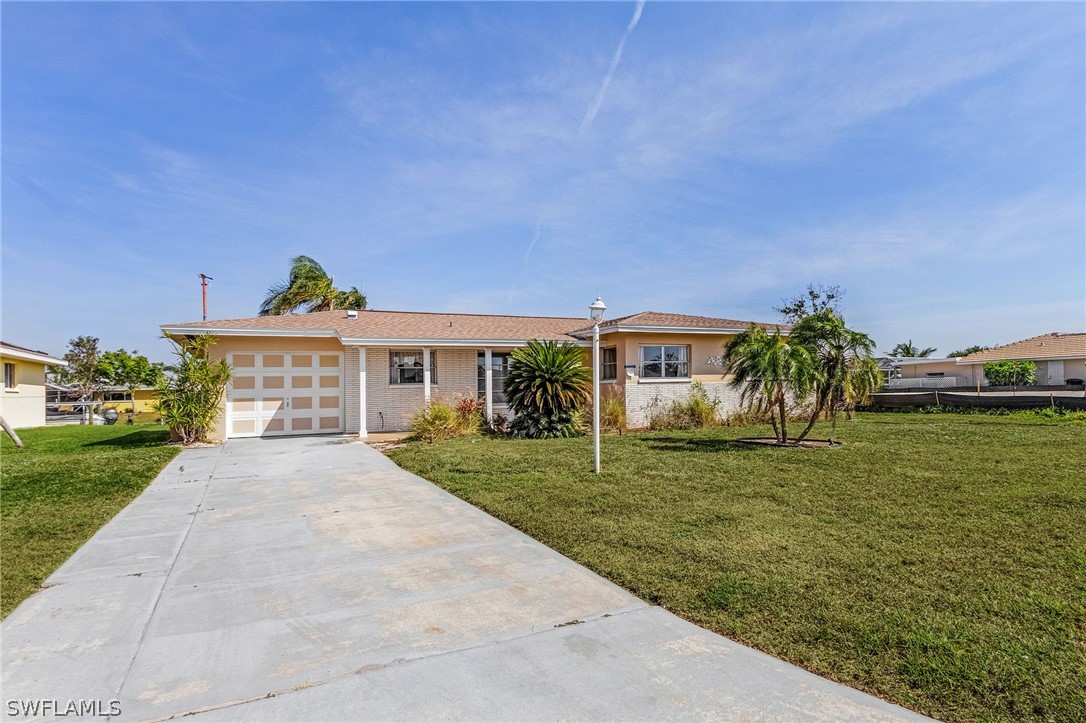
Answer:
[{"xmin": 5, "ymin": 700, "xmax": 121, "ymax": 718}]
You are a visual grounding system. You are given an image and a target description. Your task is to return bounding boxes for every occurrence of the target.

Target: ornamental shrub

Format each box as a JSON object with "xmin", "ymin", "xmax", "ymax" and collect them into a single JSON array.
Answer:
[
  {"xmin": 154, "ymin": 334, "xmax": 232, "ymax": 445},
  {"xmin": 983, "ymin": 360, "xmax": 1037, "ymax": 387},
  {"xmin": 504, "ymin": 340, "xmax": 591, "ymax": 439},
  {"xmin": 650, "ymin": 381, "xmax": 720, "ymax": 430},
  {"xmin": 411, "ymin": 397, "xmax": 483, "ymax": 443}
]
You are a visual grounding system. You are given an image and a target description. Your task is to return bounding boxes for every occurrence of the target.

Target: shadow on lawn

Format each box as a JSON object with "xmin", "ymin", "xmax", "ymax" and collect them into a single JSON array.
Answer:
[
  {"xmin": 84, "ymin": 429, "xmax": 172, "ymax": 449},
  {"xmin": 643, "ymin": 437, "xmax": 757, "ymax": 453}
]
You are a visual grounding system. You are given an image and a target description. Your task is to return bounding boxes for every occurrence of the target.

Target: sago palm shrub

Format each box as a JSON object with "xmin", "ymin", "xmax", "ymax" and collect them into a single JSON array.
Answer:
[
  {"xmin": 504, "ymin": 340, "xmax": 591, "ymax": 438},
  {"xmin": 154, "ymin": 334, "xmax": 232, "ymax": 445}
]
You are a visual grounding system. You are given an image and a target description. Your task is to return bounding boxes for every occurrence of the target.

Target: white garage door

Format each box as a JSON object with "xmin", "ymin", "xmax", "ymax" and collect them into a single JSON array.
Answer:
[{"xmin": 226, "ymin": 352, "xmax": 344, "ymax": 438}]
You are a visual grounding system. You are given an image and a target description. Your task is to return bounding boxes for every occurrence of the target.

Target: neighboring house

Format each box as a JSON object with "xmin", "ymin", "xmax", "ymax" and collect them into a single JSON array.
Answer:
[
  {"xmin": 161, "ymin": 309, "xmax": 782, "ymax": 439},
  {"xmin": 957, "ymin": 332, "xmax": 1086, "ymax": 386},
  {"xmin": 0, "ymin": 341, "xmax": 67, "ymax": 429},
  {"xmin": 880, "ymin": 356, "xmax": 979, "ymax": 389},
  {"xmin": 100, "ymin": 386, "xmax": 159, "ymax": 414}
]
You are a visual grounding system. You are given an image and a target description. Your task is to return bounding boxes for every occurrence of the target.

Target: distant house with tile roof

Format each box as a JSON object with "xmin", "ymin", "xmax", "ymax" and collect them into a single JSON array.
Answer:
[
  {"xmin": 162, "ymin": 308, "xmax": 785, "ymax": 438},
  {"xmin": 958, "ymin": 332, "xmax": 1086, "ymax": 386}
]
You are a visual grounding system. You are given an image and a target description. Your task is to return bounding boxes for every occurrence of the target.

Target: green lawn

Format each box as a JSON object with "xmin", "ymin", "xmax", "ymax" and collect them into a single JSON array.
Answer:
[
  {"xmin": 390, "ymin": 413, "xmax": 1086, "ymax": 722},
  {"xmin": 1, "ymin": 425, "xmax": 180, "ymax": 617}
]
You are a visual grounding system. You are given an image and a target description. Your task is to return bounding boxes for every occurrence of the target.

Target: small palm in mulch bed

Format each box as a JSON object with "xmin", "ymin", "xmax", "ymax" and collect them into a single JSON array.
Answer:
[{"xmin": 736, "ymin": 437, "xmax": 843, "ymax": 448}]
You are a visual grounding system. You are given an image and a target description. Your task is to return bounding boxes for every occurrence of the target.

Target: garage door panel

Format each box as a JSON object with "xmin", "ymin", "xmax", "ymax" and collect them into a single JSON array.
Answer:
[{"xmin": 226, "ymin": 352, "xmax": 343, "ymax": 438}]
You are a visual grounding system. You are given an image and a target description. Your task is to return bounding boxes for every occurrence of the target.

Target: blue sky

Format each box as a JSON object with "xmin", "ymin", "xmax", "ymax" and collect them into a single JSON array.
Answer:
[{"xmin": 3, "ymin": 1, "xmax": 1084, "ymax": 363}]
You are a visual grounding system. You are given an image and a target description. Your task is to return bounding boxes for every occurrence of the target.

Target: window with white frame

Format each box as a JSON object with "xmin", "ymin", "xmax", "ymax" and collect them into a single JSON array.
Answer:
[
  {"xmin": 3, "ymin": 363, "xmax": 15, "ymax": 389},
  {"xmin": 601, "ymin": 347, "xmax": 617, "ymax": 381},
  {"xmin": 389, "ymin": 351, "xmax": 437, "ymax": 385},
  {"xmin": 638, "ymin": 345, "xmax": 689, "ymax": 379},
  {"xmin": 477, "ymin": 353, "xmax": 512, "ymax": 404},
  {"xmin": 104, "ymin": 391, "xmax": 133, "ymax": 402}
]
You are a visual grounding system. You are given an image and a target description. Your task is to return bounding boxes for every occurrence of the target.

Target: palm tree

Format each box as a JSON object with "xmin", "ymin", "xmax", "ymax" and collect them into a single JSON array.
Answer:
[
  {"xmin": 259, "ymin": 256, "xmax": 367, "ymax": 316},
  {"xmin": 504, "ymin": 340, "xmax": 591, "ymax": 438},
  {"xmin": 723, "ymin": 324, "xmax": 818, "ymax": 444},
  {"xmin": 790, "ymin": 310, "xmax": 880, "ymax": 441},
  {"xmin": 890, "ymin": 340, "xmax": 936, "ymax": 358}
]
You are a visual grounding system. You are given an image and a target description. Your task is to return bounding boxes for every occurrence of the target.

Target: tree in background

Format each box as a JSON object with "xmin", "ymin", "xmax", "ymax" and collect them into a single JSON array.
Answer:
[
  {"xmin": 774, "ymin": 284, "xmax": 843, "ymax": 325},
  {"xmin": 503, "ymin": 340, "xmax": 591, "ymax": 438},
  {"xmin": 723, "ymin": 324, "xmax": 817, "ymax": 444},
  {"xmin": 155, "ymin": 334, "xmax": 232, "ymax": 445},
  {"xmin": 99, "ymin": 349, "xmax": 166, "ymax": 417},
  {"xmin": 259, "ymin": 256, "xmax": 367, "ymax": 316},
  {"xmin": 790, "ymin": 309, "xmax": 881, "ymax": 441},
  {"xmin": 949, "ymin": 345, "xmax": 990, "ymax": 358},
  {"xmin": 890, "ymin": 340, "xmax": 937, "ymax": 358},
  {"xmin": 50, "ymin": 337, "xmax": 106, "ymax": 420}
]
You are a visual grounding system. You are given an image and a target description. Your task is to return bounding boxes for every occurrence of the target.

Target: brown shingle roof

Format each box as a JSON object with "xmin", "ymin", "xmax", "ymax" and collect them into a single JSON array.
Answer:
[
  {"xmin": 163, "ymin": 310, "xmax": 589, "ymax": 342},
  {"xmin": 569, "ymin": 311, "xmax": 786, "ymax": 336},
  {"xmin": 163, "ymin": 309, "xmax": 786, "ymax": 343},
  {"xmin": 959, "ymin": 332, "xmax": 1086, "ymax": 363}
]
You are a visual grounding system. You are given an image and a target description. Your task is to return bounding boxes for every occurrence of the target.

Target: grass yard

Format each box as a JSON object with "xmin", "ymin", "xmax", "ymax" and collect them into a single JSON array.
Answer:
[
  {"xmin": 1, "ymin": 425, "xmax": 180, "ymax": 617},
  {"xmin": 390, "ymin": 413, "xmax": 1086, "ymax": 722}
]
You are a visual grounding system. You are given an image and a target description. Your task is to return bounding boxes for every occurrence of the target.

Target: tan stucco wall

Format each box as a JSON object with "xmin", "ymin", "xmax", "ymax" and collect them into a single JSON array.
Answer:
[
  {"xmin": 597, "ymin": 331, "xmax": 744, "ymax": 428},
  {"xmin": 603, "ymin": 331, "xmax": 737, "ymax": 383},
  {"xmin": 0, "ymin": 357, "xmax": 49, "ymax": 429},
  {"xmin": 895, "ymin": 360, "xmax": 963, "ymax": 380}
]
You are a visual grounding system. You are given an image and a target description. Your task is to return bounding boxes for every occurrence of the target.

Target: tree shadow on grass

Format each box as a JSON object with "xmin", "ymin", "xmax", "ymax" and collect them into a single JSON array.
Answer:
[
  {"xmin": 84, "ymin": 430, "xmax": 172, "ymax": 449},
  {"xmin": 643, "ymin": 437, "xmax": 758, "ymax": 453}
]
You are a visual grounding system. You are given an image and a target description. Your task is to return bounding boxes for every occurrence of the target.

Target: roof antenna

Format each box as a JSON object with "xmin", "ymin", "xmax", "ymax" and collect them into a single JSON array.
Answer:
[{"xmin": 199, "ymin": 274, "xmax": 213, "ymax": 321}]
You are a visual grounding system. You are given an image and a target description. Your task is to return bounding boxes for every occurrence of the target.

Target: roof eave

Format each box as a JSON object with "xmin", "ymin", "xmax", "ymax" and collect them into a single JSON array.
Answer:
[
  {"xmin": 160, "ymin": 326, "xmax": 340, "ymax": 338},
  {"xmin": 0, "ymin": 346, "xmax": 67, "ymax": 366}
]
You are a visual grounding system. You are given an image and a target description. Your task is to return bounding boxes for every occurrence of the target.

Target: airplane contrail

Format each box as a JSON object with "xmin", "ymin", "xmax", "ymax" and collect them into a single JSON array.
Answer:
[{"xmin": 579, "ymin": 0, "xmax": 646, "ymax": 136}]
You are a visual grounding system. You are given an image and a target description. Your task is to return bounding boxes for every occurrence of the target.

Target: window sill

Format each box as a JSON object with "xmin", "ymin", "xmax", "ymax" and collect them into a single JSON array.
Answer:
[{"xmin": 636, "ymin": 378, "xmax": 692, "ymax": 384}]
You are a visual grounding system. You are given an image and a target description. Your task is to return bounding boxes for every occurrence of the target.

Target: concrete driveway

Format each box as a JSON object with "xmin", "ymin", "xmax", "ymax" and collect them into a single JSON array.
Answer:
[{"xmin": 2, "ymin": 436, "xmax": 925, "ymax": 721}]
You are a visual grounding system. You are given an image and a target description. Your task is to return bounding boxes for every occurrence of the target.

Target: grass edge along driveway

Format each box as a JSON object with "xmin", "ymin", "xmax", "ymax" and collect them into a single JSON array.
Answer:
[
  {"xmin": 389, "ymin": 413, "xmax": 1086, "ymax": 723},
  {"xmin": 1, "ymin": 425, "xmax": 180, "ymax": 618}
]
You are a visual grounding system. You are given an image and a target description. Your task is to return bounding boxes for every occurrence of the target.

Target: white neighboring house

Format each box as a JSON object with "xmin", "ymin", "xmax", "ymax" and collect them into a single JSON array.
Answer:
[
  {"xmin": 0, "ymin": 342, "xmax": 67, "ymax": 429},
  {"xmin": 880, "ymin": 357, "xmax": 976, "ymax": 389}
]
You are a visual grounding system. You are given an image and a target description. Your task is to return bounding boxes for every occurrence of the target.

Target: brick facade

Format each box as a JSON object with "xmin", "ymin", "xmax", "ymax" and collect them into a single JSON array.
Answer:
[
  {"xmin": 363, "ymin": 347, "xmax": 480, "ymax": 432},
  {"xmin": 624, "ymin": 380, "xmax": 744, "ymax": 429}
]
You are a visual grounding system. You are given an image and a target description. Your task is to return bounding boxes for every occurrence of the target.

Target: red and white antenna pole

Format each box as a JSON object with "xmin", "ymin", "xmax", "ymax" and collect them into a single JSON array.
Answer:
[{"xmin": 199, "ymin": 274, "xmax": 213, "ymax": 321}]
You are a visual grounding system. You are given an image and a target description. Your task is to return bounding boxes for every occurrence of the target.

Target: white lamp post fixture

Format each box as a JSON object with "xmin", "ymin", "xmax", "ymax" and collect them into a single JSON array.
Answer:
[{"xmin": 589, "ymin": 295, "xmax": 607, "ymax": 473}]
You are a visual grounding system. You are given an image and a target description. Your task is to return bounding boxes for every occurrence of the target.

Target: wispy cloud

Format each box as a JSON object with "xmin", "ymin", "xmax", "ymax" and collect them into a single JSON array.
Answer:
[{"xmin": 579, "ymin": 0, "xmax": 645, "ymax": 136}]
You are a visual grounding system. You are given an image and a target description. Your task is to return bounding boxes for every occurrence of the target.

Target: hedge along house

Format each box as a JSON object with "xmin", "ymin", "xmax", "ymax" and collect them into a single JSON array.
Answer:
[{"xmin": 161, "ymin": 309, "xmax": 784, "ymax": 440}]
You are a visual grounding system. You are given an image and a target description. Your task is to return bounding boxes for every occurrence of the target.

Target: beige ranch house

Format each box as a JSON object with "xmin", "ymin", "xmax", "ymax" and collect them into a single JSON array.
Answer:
[
  {"xmin": 884, "ymin": 332, "xmax": 1086, "ymax": 389},
  {"xmin": 162, "ymin": 310, "xmax": 781, "ymax": 440}
]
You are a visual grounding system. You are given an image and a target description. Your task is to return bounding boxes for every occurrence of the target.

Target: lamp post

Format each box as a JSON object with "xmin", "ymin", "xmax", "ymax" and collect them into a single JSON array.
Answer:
[{"xmin": 589, "ymin": 296, "xmax": 607, "ymax": 473}]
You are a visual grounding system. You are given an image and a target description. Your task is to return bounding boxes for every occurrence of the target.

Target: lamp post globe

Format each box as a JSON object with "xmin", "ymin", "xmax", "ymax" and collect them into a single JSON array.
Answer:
[{"xmin": 589, "ymin": 296, "xmax": 606, "ymax": 473}]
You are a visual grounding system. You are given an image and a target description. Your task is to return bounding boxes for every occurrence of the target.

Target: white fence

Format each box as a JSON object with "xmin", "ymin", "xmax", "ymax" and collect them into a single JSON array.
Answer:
[{"xmin": 885, "ymin": 377, "xmax": 967, "ymax": 389}]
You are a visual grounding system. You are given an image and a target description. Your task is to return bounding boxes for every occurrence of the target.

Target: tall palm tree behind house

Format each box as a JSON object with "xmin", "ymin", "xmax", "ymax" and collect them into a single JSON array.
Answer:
[{"xmin": 259, "ymin": 256, "xmax": 367, "ymax": 316}]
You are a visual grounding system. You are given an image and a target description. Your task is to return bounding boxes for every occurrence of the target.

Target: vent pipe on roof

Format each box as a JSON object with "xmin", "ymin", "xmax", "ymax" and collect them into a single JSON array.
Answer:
[{"xmin": 346, "ymin": 310, "xmax": 358, "ymax": 320}]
